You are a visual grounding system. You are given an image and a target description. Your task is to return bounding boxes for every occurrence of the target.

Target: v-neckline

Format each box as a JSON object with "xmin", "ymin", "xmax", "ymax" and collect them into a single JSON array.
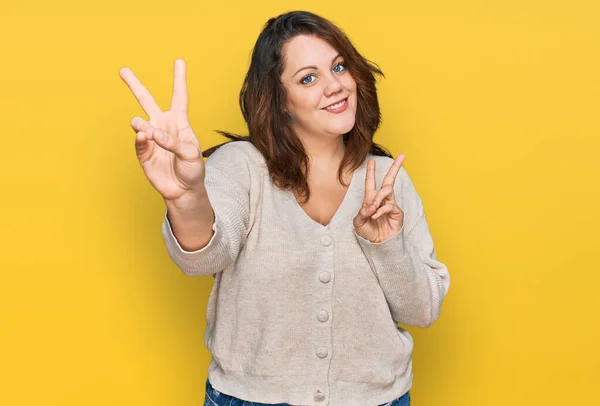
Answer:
[{"xmin": 285, "ymin": 156, "xmax": 368, "ymax": 230}]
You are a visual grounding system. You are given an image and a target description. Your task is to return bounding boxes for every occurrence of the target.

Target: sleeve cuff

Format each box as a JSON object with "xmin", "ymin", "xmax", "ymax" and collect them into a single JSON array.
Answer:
[
  {"xmin": 162, "ymin": 209, "xmax": 218, "ymax": 254},
  {"xmin": 161, "ymin": 209, "xmax": 232, "ymax": 275}
]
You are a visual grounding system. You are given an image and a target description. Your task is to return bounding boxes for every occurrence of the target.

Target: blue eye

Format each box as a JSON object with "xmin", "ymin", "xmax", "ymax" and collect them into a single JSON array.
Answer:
[
  {"xmin": 333, "ymin": 62, "xmax": 346, "ymax": 73},
  {"xmin": 301, "ymin": 74, "xmax": 315, "ymax": 84},
  {"xmin": 300, "ymin": 62, "xmax": 346, "ymax": 85}
]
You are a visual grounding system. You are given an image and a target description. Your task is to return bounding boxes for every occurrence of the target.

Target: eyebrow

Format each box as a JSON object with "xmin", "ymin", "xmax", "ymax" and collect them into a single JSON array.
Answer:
[{"xmin": 293, "ymin": 53, "xmax": 342, "ymax": 78}]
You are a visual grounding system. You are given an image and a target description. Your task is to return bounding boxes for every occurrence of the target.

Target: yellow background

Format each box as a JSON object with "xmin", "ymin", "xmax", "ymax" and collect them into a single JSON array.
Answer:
[{"xmin": 1, "ymin": 1, "xmax": 598, "ymax": 404}]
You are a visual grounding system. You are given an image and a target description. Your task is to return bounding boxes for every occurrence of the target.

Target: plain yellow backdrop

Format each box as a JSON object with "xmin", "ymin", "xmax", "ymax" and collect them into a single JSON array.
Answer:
[{"xmin": 1, "ymin": 1, "xmax": 598, "ymax": 405}]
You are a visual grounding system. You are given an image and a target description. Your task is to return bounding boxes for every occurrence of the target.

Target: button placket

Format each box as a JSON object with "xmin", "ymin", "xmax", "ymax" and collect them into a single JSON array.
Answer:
[{"xmin": 314, "ymin": 232, "xmax": 333, "ymax": 403}]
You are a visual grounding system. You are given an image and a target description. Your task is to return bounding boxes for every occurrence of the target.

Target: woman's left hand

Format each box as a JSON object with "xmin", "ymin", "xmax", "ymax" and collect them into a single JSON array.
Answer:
[{"xmin": 353, "ymin": 154, "xmax": 406, "ymax": 243}]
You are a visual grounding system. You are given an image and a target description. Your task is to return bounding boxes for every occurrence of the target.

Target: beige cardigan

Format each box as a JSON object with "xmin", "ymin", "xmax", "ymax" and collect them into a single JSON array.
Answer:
[{"xmin": 161, "ymin": 141, "xmax": 450, "ymax": 405}]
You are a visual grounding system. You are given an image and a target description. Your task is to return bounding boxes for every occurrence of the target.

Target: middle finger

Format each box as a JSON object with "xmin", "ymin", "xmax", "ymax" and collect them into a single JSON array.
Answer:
[{"xmin": 171, "ymin": 59, "xmax": 188, "ymax": 113}]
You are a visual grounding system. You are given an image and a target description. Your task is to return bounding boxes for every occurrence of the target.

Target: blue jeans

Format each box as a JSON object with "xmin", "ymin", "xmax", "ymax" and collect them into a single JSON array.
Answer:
[{"xmin": 204, "ymin": 379, "xmax": 411, "ymax": 406}]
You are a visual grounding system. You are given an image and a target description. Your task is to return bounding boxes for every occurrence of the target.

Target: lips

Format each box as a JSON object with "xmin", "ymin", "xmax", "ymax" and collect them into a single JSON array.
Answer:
[{"xmin": 322, "ymin": 97, "xmax": 347, "ymax": 110}]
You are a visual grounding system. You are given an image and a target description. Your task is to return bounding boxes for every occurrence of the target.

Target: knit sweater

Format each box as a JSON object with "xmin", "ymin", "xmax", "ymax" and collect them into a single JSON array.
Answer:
[{"xmin": 161, "ymin": 140, "xmax": 450, "ymax": 406}]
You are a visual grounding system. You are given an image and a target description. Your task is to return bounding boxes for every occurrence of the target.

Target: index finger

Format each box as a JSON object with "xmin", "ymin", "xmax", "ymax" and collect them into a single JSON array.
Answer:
[
  {"xmin": 382, "ymin": 154, "xmax": 406, "ymax": 187},
  {"xmin": 119, "ymin": 67, "xmax": 162, "ymax": 117},
  {"xmin": 171, "ymin": 59, "xmax": 188, "ymax": 113},
  {"xmin": 364, "ymin": 158, "xmax": 377, "ymax": 197}
]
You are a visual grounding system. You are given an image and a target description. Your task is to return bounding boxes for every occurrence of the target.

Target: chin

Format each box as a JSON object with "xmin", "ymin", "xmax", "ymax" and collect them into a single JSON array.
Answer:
[{"xmin": 326, "ymin": 118, "xmax": 356, "ymax": 136}]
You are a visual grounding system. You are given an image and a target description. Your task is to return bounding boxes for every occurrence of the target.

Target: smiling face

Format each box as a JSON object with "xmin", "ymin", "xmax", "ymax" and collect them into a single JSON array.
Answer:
[{"xmin": 281, "ymin": 35, "xmax": 358, "ymax": 142}]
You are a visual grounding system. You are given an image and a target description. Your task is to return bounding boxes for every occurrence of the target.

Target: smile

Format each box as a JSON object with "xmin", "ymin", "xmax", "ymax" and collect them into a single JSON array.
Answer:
[{"xmin": 324, "ymin": 98, "xmax": 347, "ymax": 110}]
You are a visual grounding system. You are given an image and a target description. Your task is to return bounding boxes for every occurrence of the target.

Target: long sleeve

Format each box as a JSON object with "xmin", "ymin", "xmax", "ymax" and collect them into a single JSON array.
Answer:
[
  {"xmin": 354, "ymin": 167, "xmax": 450, "ymax": 327},
  {"xmin": 160, "ymin": 143, "xmax": 254, "ymax": 276}
]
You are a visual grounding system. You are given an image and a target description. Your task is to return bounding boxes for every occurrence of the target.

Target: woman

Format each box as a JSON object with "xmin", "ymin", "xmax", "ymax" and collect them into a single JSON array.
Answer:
[{"xmin": 119, "ymin": 10, "xmax": 450, "ymax": 406}]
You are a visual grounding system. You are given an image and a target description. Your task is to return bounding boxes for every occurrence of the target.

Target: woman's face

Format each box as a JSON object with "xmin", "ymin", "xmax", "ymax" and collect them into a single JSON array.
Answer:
[{"xmin": 281, "ymin": 35, "xmax": 357, "ymax": 141}]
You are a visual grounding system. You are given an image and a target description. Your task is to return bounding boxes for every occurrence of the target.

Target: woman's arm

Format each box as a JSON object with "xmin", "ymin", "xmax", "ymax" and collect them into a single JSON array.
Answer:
[
  {"xmin": 164, "ymin": 189, "xmax": 215, "ymax": 252},
  {"xmin": 354, "ymin": 169, "xmax": 450, "ymax": 327},
  {"xmin": 161, "ymin": 143, "xmax": 253, "ymax": 276}
]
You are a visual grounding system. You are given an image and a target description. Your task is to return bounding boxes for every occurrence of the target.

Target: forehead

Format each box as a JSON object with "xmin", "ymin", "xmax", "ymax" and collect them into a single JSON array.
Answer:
[{"xmin": 283, "ymin": 35, "xmax": 340, "ymax": 71}]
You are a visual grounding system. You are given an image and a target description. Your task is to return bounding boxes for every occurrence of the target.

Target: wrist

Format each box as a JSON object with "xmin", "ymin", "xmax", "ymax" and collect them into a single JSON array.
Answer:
[
  {"xmin": 165, "ymin": 187, "xmax": 209, "ymax": 210},
  {"xmin": 165, "ymin": 189, "xmax": 213, "ymax": 224}
]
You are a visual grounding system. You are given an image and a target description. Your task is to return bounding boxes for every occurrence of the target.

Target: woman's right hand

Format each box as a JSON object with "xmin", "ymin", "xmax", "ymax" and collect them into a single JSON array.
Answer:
[{"xmin": 119, "ymin": 59, "xmax": 205, "ymax": 202}]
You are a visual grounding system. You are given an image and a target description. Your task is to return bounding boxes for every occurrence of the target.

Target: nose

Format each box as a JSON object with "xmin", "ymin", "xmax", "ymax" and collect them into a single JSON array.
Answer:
[{"xmin": 323, "ymin": 73, "xmax": 343, "ymax": 97}]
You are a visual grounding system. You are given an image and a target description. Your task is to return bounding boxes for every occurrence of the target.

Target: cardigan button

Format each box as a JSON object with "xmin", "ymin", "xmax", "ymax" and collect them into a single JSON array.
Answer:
[
  {"xmin": 320, "ymin": 235, "xmax": 332, "ymax": 246},
  {"xmin": 316, "ymin": 346, "xmax": 328, "ymax": 358},
  {"xmin": 317, "ymin": 310, "xmax": 329, "ymax": 322},
  {"xmin": 319, "ymin": 272, "xmax": 331, "ymax": 283}
]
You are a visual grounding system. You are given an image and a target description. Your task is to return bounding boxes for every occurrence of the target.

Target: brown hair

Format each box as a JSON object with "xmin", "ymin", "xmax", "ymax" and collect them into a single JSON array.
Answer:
[{"xmin": 203, "ymin": 10, "xmax": 392, "ymax": 203}]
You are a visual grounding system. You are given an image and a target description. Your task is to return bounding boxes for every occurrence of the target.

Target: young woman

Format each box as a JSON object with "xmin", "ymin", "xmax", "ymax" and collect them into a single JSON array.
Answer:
[{"xmin": 120, "ymin": 10, "xmax": 450, "ymax": 406}]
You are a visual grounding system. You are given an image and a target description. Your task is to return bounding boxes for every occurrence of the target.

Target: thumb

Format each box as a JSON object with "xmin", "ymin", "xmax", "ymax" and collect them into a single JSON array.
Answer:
[{"xmin": 354, "ymin": 203, "xmax": 376, "ymax": 228}]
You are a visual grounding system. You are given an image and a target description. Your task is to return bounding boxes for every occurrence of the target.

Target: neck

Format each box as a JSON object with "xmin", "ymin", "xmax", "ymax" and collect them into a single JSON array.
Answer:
[
  {"xmin": 299, "ymin": 134, "xmax": 345, "ymax": 164},
  {"xmin": 296, "ymin": 132, "xmax": 349, "ymax": 182}
]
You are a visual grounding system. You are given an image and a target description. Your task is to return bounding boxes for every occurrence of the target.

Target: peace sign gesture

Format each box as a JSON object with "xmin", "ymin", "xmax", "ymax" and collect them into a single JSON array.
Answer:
[
  {"xmin": 353, "ymin": 154, "xmax": 406, "ymax": 243},
  {"xmin": 119, "ymin": 59, "xmax": 205, "ymax": 202}
]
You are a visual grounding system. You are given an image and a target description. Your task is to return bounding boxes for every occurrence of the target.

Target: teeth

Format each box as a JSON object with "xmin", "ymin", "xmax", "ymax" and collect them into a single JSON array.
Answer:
[{"xmin": 326, "ymin": 99, "xmax": 346, "ymax": 110}]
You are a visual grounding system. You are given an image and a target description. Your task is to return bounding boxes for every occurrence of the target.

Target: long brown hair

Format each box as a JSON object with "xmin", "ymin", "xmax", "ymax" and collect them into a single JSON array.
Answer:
[{"xmin": 203, "ymin": 10, "xmax": 392, "ymax": 203}]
